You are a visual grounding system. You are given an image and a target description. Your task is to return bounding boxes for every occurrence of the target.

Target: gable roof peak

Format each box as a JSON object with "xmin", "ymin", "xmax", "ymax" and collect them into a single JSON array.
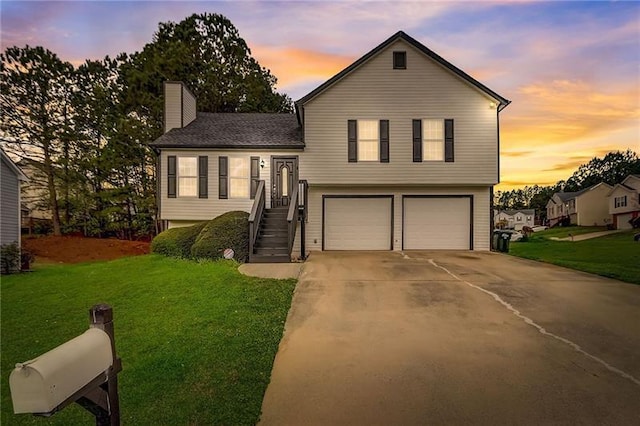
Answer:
[{"xmin": 295, "ymin": 30, "xmax": 510, "ymax": 111}]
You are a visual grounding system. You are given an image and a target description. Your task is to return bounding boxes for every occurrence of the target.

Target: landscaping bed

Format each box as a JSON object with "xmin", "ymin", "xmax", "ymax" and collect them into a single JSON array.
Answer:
[
  {"xmin": 1, "ymin": 255, "xmax": 295, "ymax": 425},
  {"xmin": 22, "ymin": 235, "xmax": 150, "ymax": 264}
]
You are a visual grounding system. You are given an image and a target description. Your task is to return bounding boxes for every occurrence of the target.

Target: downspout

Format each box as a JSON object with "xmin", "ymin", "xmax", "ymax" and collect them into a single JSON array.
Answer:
[
  {"xmin": 153, "ymin": 147, "xmax": 162, "ymax": 234},
  {"xmin": 493, "ymin": 100, "xmax": 511, "ymax": 250},
  {"xmin": 300, "ymin": 213, "xmax": 306, "ymax": 260}
]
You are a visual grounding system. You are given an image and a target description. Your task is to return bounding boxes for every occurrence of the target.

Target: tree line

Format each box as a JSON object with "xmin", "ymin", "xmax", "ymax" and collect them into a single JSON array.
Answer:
[
  {"xmin": 0, "ymin": 13, "xmax": 291, "ymax": 238},
  {"xmin": 494, "ymin": 150, "xmax": 640, "ymax": 222}
]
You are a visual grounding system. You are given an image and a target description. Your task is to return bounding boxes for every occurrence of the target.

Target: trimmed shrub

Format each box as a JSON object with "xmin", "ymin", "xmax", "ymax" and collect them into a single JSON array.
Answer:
[
  {"xmin": 191, "ymin": 211, "xmax": 249, "ymax": 262},
  {"xmin": 151, "ymin": 222, "xmax": 207, "ymax": 258},
  {"xmin": 1, "ymin": 243, "xmax": 20, "ymax": 274}
]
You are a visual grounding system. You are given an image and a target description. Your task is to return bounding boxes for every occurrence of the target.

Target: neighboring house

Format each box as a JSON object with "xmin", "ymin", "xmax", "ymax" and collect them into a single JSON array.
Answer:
[
  {"xmin": 546, "ymin": 182, "xmax": 612, "ymax": 227},
  {"xmin": 17, "ymin": 159, "xmax": 52, "ymax": 233},
  {"xmin": 150, "ymin": 31, "xmax": 511, "ymax": 262},
  {"xmin": 1, "ymin": 148, "xmax": 28, "ymax": 247},
  {"xmin": 494, "ymin": 209, "xmax": 535, "ymax": 230},
  {"xmin": 607, "ymin": 174, "xmax": 640, "ymax": 229}
]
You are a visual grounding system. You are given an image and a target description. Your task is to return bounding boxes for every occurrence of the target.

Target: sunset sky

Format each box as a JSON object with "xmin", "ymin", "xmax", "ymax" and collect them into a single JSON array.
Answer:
[{"xmin": 2, "ymin": 1, "xmax": 638, "ymax": 190}]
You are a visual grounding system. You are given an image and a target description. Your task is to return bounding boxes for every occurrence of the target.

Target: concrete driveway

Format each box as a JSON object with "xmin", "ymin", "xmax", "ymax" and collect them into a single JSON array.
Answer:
[{"xmin": 259, "ymin": 251, "xmax": 640, "ymax": 425}]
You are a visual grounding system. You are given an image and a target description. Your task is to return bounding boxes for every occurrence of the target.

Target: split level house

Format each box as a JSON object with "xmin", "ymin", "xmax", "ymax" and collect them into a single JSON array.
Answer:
[
  {"xmin": 608, "ymin": 174, "xmax": 640, "ymax": 230},
  {"xmin": 546, "ymin": 182, "xmax": 612, "ymax": 228},
  {"xmin": 149, "ymin": 31, "xmax": 511, "ymax": 262},
  {"xmin": 1, "ymin": 148, "xmax": 28, "ymax": 248},
  {"xmin": 494, "ymin": 209, "xmax": 535, "ymax": 231}
]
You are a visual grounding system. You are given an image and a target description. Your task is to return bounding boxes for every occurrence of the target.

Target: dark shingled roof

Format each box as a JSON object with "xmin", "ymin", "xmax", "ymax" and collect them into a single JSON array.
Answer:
[
  {"xmin": 149, "ymin": 113, "xmax": 303, "ymax": 149},
  {"xmin": 555, "ymin": 191, "xmax": 584, "ymax": 203}
]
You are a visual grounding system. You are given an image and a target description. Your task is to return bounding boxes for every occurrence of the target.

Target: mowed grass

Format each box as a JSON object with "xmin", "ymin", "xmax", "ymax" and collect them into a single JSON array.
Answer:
[
  {"xmin": 1, "ymin": 255, "xmax": 296, "ymax": 425},
  {"xmin": 510, "ymin": 230, "xmax": 640, "ymax": 284}
]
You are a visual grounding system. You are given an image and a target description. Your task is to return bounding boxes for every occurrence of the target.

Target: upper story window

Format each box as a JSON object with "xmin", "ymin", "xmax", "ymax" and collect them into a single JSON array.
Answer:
[
  {"xmin": 516, "ymin": 215, "xmax": 522, "ymax": 221},
  {"xmin": 614, "ymin": 195, "xmax": 627, "ymax": 208},
  {"xmin": 358, "ymin": 120, "xmax": 379, "ymax": 161},
  {"xmin": 347, "ymin": 119, "xmax": 389, "ymax": 163},
  {"xmin": 413, "ymin": 119, "xmax": 454, "ymax": 163},
  {"xmin": 423, "ymin": 119, "xmax": 444, "ymax": 161},
  {"xmin": 229, "ymin": 157, "xmax": 249, "ymax": 198},
  {"xmin": 527, "ymin": 216, "xmax": 532, "ymax": 221},
  {"xmin": 393, "ymin": 51, "xmax": 407, "ymax": 69},
  {"xmin": 178, "ymin": 157, "xmax": 198, "ymax": 197}
]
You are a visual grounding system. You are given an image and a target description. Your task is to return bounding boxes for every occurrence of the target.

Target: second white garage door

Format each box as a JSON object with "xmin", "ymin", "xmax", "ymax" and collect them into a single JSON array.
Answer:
[
  {"xmin": 403, "ymin": 196, "xmax": 471, "ymax": 250},
  {"xmin": 324, "ymin": 197, "xmax": 392, "ymax": 250}
]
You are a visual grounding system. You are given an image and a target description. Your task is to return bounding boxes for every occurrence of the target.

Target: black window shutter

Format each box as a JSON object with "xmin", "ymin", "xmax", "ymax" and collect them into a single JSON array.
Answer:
[
  {"xmin": 412, "ymin": 120, "xmax": 422, "ymax": 162},
  {"xmin": 348, "ymin": 120, "xmax": 357, "ymax": 162},
  {"xmin": 250, "ymin": 156, "xmax": 260, "ymax": 199},
  {"xmin": 167, "ymin": 156, "xmax": 176, "ymax": 198},
  {"xmin": 198, "ymin": 156, "xmax": 208, "ymax": 198},
  {"xmin": 380, "ymin": 120, "xmax": 389, "ymax": 163},
  {"xmin": 444, "ymin": 119, "xmax": 454, "ymax": 162},
  {"xmin": 218, "ymin": 156, "xmax": 228, "ymax": 199}
]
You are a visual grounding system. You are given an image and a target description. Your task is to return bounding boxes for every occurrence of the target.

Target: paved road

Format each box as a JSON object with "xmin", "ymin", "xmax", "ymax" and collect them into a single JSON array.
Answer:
[{"xmin": 259, "ymin": 251, "xmax": 640, "ymax": 425}]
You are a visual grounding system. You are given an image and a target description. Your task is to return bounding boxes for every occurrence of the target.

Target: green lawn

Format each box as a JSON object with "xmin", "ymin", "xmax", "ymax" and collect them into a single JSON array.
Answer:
[
  {"xmin": 1, "ymin": 255, "xmax": 296, "ymax": 425},
  {"xmin": 510, "ymin": 230, "xmax": 640, "ymax": 284}
]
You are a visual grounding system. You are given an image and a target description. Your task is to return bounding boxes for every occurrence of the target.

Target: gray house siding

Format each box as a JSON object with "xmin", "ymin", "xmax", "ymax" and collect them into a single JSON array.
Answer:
[
  {"xmin": 1, "ymin": 155, "xmax": 21, "ymax": 246},
  {"xmin": 298, "ymin": 39, "xmax": 500, "ymax": 186},
  {"xmin": 159, "ymin": 149, "xmax": 302, "ymax": 223}
]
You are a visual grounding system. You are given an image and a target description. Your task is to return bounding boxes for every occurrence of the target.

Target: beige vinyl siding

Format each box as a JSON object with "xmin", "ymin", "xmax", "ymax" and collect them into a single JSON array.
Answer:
[
  {"xmin": 164, "ymin": 83, "xmax": 182, "ymax": 133},
  {"xmin": 168, "ymin": 220, "xmax": 206, "ymax": 229},
  {"xmin": 610, "ymin": 188, "xmax": 639, "ymax": 215},
  {"xmin": 575, "ymin": 184, "xmax": 612, "ymax": 226},
  {"xmin": 299, "ymin": 39, "xmax": 499, "ymax": 186},
  {"xmin": 609, "ymin": 179, "xmax": 640, "ymax": 215},
  {"xmin": 1, "ymin": 156, "xmax": 20, "ymax": 246},
  {"xmin": 303, "ymin": 185, "xmax": 492, "ymax": 253},
  {"xmin": 182, "ymin": 87, "xmax": 197, "ymax": 127},
  {"xmin": 159, "ymin": 150, "xmax": 301, "ymax": 221}
]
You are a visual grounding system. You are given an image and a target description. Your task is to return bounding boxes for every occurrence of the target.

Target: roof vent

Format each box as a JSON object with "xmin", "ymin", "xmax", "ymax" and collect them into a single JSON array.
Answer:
[{"xmin": 393, "ymin": 51, "xmax": 406, "ymax": 69}]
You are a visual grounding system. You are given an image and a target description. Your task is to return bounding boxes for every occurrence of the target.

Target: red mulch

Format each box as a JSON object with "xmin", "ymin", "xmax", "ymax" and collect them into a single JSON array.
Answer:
[{"xmin": 23, "ymin": 235, "xmax": 150, "ymax": 264}]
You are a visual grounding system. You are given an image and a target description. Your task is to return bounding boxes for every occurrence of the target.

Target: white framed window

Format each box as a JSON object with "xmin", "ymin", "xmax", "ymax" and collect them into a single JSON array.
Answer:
[
  {"xmin": 527, "ymin": 216, "xmax": 532, "ymax": 221},
  {"xmin": 229, "ymin": 157, "xmax": 249, "ymax": 198},
  {"xmin": 357, "ymin": 120, "xmax": 378, "ymax": 161},
  {"xmin": 423, "ymin": 119, "xmax": 444, "ymax": 161},
  {"xmin": 178, "ymin": 157, "xmax": 197, "ymax": 197},
  {"xmin": 614, "ymin": 196, "xmax": 627, "ymax": 208},
  {"xmin": 516, "ymin": 215, "xmax": 522, "ymax": 221}
]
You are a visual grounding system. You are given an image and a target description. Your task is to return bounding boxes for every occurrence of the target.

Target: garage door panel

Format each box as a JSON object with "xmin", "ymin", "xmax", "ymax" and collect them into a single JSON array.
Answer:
[
  {"xmin": 324, "ymin": 197, "xmax": 392, "ymax": 250},
  {"xmin": 404, "ymin": 197, "xmax": 471, "ymax": 250},
  {"xmin": 618, "ymin": 213, "xmax": 633, "ymax": 230}
]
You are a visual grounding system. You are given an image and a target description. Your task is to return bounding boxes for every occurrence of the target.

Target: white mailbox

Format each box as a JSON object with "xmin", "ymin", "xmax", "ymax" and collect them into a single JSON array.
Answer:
[{"xmin": 10, "ymin": 328, "xmax": 113, "ymax": 414}]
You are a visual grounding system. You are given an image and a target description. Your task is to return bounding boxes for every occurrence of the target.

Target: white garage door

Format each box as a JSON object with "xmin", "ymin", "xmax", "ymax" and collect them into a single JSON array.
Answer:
[
  {"xmin": 403, "ymin": 197, "xmax": 471, "ymax": 250},
  {"xmin": 324, "ymin": 197, "xmax": 392, "ymax": 250},
  {"xmin": 617, "ymin": 213, "xmax": 633, "ymax": 230}
]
